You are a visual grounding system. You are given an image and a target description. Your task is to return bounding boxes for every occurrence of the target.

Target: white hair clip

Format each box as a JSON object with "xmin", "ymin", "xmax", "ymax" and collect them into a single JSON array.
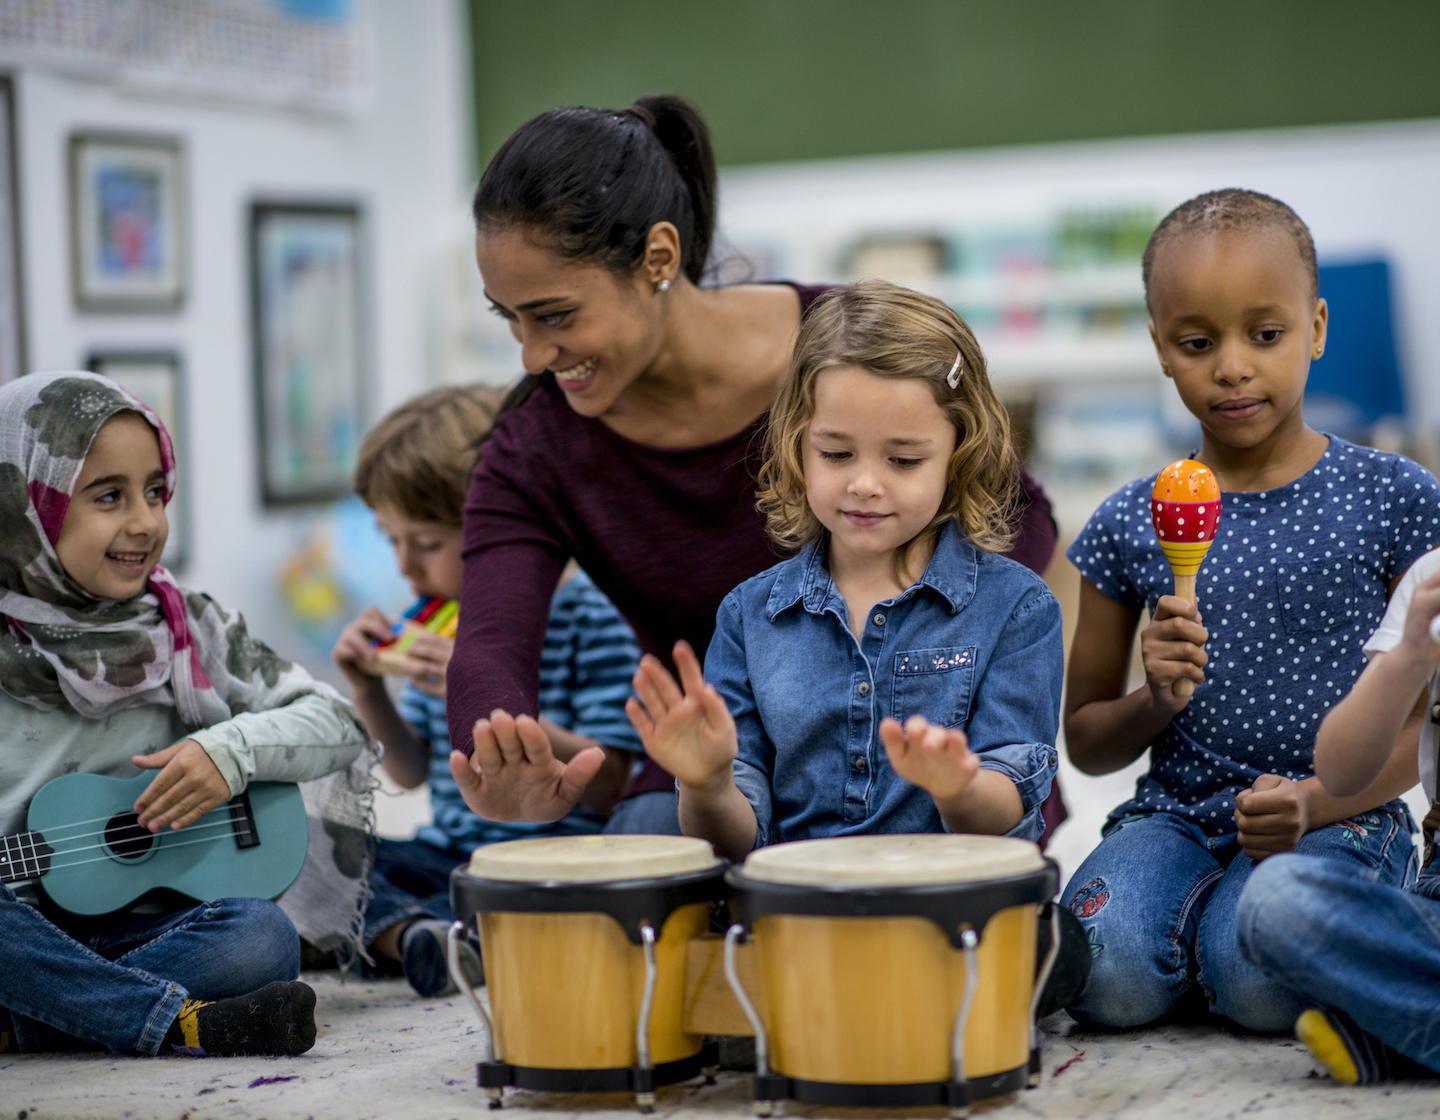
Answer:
[{"xmin": 946, "ymin": 351, "xmax": 964, "ymax": 389}]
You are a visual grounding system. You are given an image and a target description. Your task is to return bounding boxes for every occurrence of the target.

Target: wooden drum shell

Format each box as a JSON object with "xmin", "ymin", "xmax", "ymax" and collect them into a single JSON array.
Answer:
[
  {"xmin": 754, "ymin": 904, "xmax": 1036, "ymax": 1084},
  {"xmin": 479, "ymin": 903, "xmax": 709, "ymax": 1071}
]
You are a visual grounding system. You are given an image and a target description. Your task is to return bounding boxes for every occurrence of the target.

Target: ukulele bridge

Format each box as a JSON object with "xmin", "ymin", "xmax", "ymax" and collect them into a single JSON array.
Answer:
[{"xmin": 228, "ymin": 790, "xmax": 262, "ymax": 849}]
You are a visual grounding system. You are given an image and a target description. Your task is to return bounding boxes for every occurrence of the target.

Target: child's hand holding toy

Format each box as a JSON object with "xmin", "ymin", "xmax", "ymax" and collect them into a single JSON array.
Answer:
[
  {"xmin": 625, "ymin": 641, "xmax": 738, "ymax": 791},
  {"xmin": 331, "ymin": 606, "xmax": 396, "ymax": 692},
  {"xmin": 1233, "ymin": 773, "xmax": 1311, "ymax": 860}
]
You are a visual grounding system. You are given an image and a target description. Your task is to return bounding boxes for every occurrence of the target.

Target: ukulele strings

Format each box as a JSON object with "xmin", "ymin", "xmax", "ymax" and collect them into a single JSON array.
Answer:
[
  {"xmin": 34, "ymin": 829, "xmax": 250, "ymax": 873},
  {"xmin": 20, "ymin": 804, "xmax": 236, "ymax": 840},
  {"xmin": 30, "ymin": 815, "xmax": 240, "ymax": 859}
]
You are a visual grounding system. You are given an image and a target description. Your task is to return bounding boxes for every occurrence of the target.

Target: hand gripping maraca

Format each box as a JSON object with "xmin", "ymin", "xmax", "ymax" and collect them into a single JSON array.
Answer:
[{"xmin": 1151, "ymin": 459, "xmax": 1221, "ymax": 698}]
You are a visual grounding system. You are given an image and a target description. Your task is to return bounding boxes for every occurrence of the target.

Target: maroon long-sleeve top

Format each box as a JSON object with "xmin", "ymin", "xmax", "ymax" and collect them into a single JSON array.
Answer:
[{"xmin": 449, "ymin": 285, "xmax": 1059, "ymax": 797}]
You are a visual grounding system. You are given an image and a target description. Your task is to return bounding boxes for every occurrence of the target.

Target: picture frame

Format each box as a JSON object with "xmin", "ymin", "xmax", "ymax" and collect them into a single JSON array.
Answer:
[
  {"xmin": 249, "ymin": 201, "xmax": 366, "ymax": 505},
  {"xmin": 0, "ymin": 74, "xmax": 25, "ymax": 382},
  {"xmin": 68, "ymin": 131, "xmax": 185, "ymax": 313},
  {"xmin": 85, "ymin": 349, "xmax": 188, "ymax": 571}
]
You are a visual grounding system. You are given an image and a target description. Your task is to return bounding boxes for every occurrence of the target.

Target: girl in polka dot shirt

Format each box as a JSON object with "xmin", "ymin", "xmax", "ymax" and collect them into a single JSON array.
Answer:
[{"xmin": 1060, "ymin": 189, "xmax": 1440, "ymax": 1033}]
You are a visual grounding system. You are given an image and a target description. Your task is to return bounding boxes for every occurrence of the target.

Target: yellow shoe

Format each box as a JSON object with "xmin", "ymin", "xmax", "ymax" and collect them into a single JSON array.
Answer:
[{"xmin": 1296, "ymin": 1008, "xmax": 1360, "ymax": 1086}]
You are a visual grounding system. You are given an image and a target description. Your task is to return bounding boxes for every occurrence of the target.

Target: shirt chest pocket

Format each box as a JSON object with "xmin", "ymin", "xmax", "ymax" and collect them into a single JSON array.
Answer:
[
  {"xmin": 892, "ymin": 646, "xmax": 977, "ymax": 728},
  {"xmin": 1276, "ymin": 559, "xmax": 1356, "ymax": 635}
]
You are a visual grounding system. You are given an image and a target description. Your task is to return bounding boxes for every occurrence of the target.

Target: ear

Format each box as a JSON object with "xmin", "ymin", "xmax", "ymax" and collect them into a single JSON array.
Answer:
[
  {"xmin": 1310, "ymin": 296, "xmax": 1329, "ymax": 360},
  {"xmin": 1148, "ymin": 320, "xmax": 1171, "ymax": 378},
  {"xmin": 642, "ymin": 222, "xmax": 682, "ymax": 288}
]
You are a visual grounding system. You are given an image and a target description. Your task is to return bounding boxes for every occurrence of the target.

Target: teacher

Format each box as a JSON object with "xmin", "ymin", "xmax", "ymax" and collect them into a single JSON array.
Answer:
[{"xmin": 447, "ymin": 95, "xmax": 1061, "ymax": 835}]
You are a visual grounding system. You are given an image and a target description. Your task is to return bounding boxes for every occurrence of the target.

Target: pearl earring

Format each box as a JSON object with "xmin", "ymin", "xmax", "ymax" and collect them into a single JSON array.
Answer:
[{"xmin": 656, "ymin": 278, "xmax": 671, "ymax": 293}]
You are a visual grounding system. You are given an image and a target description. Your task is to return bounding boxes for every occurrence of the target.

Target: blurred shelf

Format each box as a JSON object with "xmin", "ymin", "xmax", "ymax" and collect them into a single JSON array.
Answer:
[
  {"xmin": 911, "ymin": 266, "xmax": 1145, "ymax": 307},
  {"xmin": 976, "ymin": 333, "xmax": 1162, "ymax": 385}
]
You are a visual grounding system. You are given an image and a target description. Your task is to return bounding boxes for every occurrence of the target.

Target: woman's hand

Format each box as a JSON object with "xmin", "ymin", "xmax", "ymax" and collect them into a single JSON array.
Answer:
[
  {"xmin": 394, "ymin": 632, "xmax": 453, "ymax": 699},
  {"xmin": 625, "ymin": 642, "xmax": 738, "ymax": 793},
  {"xmin": 1141, "ymin": 595, "xmax": 1209, "ymax": 713},
  {"xmin": 331, "ymin": 607, "xmax": 393, "ymax": 693},
  {"xmin": 880, "ymin": 715, "xmax": 979, "ymax": 801},
  {"xmin": 1234, "ymin": 773, "xmax": 1311, "ymax": 860},
  {"xmin": 133, "ymin": 740, "xmax": 231, "ymax": 832},
  {"xmin": 450, "ymin": 710, "xmax": 605, "ymax": 823}
]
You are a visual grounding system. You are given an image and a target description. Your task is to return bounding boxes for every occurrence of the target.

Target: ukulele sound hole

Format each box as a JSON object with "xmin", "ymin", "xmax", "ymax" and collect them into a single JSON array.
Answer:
[{"xmin": 104, "ymin": 814, "xmax": 158, "ymax": 862}]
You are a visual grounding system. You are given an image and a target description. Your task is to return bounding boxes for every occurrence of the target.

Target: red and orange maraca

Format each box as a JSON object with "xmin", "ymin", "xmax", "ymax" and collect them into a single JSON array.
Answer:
[{"xmin": 1151, "ymin": 459, "xmax": 1221, "ymax": 698}]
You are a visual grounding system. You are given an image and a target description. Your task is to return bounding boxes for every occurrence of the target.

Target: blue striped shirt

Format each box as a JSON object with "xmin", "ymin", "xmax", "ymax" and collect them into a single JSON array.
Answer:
[{"xmin": 407, "ymin": 569, "xmax": 642, "ymax": 852}]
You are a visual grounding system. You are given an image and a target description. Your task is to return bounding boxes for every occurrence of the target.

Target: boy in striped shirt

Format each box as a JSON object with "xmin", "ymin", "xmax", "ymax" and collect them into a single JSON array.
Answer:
[{"xmin": 332, "ymin": 387, "xmax": 642, "ymax": 997}]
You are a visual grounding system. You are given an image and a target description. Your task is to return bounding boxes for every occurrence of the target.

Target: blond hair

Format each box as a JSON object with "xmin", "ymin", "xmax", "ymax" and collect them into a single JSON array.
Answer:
[
  {"xmin": 354, "ymin": 385, "xmax": 505, "ymax": 526},
  {"xmin": 756, "ymin": 281, "xmax": 1018, "ymax": 577}
]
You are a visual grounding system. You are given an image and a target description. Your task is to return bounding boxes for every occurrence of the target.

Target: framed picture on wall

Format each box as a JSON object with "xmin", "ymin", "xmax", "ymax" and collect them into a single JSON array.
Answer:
[
  {"xmin": 85, "ymin": 349, "xmax": 189, "ymax": 570},
  {"xmin": 68, "ymin": 131, "xmax": 185, "ymax": 312},
  {"xmin": 250, "ymin": 201, "xmax": 366, "ymax": 505},
  {"xmin": 0, "ymin": 75, "xmax": 25, "ymax": 382}
]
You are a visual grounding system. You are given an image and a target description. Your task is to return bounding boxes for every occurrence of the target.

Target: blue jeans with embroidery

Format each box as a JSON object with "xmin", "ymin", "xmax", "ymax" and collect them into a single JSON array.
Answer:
[
  {"xmin": 1237, "ymin": 846, "xmax": 1440, "ymax": 1071},
  {"xmin": 1061, "ymin": 808, "xmax": 1413, "ymax": 1031},
  {"xmin": 0, "ymin": 882, "xmax": 299, "ymax": 1054}
]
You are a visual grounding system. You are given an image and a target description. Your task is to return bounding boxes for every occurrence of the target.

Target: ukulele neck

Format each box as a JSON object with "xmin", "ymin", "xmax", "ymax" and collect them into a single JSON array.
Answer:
[{"xmin": 0, "ymin": 831, "xmax": 53, "ymax": 885}]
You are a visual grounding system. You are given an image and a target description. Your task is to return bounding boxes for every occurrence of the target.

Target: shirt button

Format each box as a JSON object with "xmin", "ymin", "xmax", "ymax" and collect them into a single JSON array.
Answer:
[
  {"xmin": 853, "ymin": 756, "xmax": 868, "ymax": 773},
  {"xmin": 857, "ymin": 681, "xmax": 870, "ymax": 695},
  {"xmin": 873, "ymin": 612, "xmax": 886, "ymax": 626}
]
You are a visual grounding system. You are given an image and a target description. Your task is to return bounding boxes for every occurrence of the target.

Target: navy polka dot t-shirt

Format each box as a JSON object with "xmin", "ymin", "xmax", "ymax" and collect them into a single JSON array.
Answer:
[{"xmin": 1067, "ymin": 436, "xmax": 1440, "ymax": 836}]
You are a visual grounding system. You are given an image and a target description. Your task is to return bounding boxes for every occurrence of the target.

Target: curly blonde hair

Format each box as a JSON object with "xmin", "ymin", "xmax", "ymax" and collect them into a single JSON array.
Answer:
[{"xmin": 756, "ymin": 280, "xmax": 1018, "ymax": 577}]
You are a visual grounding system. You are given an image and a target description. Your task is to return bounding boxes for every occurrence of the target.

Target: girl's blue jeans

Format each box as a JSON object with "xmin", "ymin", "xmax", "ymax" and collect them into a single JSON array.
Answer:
[
  {"xmin": 0, "ymin": 882, "xmax": 300, "ymax": 1055},
  {"xmin": 1238, "ymin": 846, "xmax": 1440, "ymax": 1073},
  {"xmin": 1061, "ymin": 807, "xmax": 1414, "ymax": 1030}
]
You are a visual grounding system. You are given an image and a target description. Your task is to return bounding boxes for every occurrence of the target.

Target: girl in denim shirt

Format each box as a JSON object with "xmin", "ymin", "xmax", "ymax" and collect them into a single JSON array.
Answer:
[{"xmin": 626, "ymin": 281, "xmax": 1062, "ymax": 863}]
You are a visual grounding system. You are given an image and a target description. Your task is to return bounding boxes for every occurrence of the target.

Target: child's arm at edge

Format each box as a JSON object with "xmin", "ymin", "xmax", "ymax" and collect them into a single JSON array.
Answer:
[
  {"xmin": 1065, "ymin": 577, "xmax": 1209, "ymax": 775},
  {"xmin": 1314, "ymin": 569, "xmax": 1440, "ymax": 797}
]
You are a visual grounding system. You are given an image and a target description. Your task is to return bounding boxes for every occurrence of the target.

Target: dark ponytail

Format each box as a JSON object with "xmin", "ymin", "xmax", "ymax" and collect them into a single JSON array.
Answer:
[{"xmin": 472, "ymin": 94, "xmax": 718, "ymax": 285}]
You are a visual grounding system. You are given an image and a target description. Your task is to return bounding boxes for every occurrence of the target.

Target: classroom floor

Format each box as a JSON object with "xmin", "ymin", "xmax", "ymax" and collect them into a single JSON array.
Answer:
[{"xmin": 6, "ymin": 970, "xmax": 1440, "ymax": 1120}]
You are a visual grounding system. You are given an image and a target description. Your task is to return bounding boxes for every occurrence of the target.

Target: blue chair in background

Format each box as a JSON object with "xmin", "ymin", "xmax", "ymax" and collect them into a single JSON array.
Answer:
[{"xmin": 1305, "ymin": 259, "xmax": 1406, "ymax": 436}]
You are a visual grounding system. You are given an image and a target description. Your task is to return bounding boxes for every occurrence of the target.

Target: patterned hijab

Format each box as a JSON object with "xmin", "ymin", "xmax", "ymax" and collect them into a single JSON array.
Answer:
[{"xmin": 0, "ymin": 371, "xmax": 310, "ymax": 728}]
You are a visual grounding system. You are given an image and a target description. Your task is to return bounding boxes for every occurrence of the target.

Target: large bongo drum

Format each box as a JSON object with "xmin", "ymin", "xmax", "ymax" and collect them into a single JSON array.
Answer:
[
  {"xmin": 448, "ymin": 834, "xmax": 728, "ymax": 1110},
  {"xmin": 723, "ymin": 834, "xmax": 1060, "ymax": 1116}
]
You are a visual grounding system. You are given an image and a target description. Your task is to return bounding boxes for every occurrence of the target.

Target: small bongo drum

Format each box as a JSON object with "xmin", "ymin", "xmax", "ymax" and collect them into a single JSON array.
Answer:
[
  {"xmin": 448, "ymin": 834, "xmax": 728, "ymax": 1110},
  {"xmin": 723, "ymin": 834, "xmax": 1060, "ymax": 1117}
]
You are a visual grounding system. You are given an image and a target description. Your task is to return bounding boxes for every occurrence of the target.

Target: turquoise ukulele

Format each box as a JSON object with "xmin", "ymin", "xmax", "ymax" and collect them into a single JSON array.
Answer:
[{"xmin": 0, "ymin": 772, "xmax": 308, "ymax": 915}]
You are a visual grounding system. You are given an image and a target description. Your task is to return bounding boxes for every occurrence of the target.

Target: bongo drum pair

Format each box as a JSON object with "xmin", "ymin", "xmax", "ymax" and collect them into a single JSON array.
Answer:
[{"xmin": 449, "ymin": 833, "xmax": 1060, "ymax": 1116}]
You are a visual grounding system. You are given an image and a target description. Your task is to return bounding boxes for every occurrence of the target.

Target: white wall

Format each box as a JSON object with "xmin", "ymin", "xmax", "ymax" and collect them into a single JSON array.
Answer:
[
  {"xmin": 10, "ymin": 0, "xmax": 473, "ymax": 674},
  {"xmin": 719, "ymin": 119, "xmax": 1440, "ymax": 438}
]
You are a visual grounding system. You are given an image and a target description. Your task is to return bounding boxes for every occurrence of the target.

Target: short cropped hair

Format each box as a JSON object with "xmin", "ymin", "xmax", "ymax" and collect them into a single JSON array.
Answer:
[
  {"xmin": 354, "ymin": 385, "xmax": 505, "ymax": 526},
  {"xmin": 756, "ymin": 280, "xmax": 1019, "ymax": 576},
  {"xmin": 1142, "ymin": 188, "xmax": 1318, "ymax": 307}
]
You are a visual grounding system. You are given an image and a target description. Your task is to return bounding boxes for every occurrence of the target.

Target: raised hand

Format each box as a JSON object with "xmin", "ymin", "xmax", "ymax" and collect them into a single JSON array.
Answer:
[
  {"xmin": 625, "ymin": 641, "xmax": 737, "ymax": 791},
  {"xmin": 450, "ymin": 709, "xmax": 605, "ymax": 824},
  {"xmin": 879, "ymin": 715, "xmax": 979, "ymax": 802},
  {"xmin": 1141, "ymin": 595, "xmax": 1209, "ymax": 714}
]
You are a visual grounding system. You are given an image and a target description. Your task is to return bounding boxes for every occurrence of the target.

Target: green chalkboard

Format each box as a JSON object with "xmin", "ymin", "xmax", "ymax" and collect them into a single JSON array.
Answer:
[{"xmin": 467, "ymin": 0, "xmax": 1440, "ymax": 170}]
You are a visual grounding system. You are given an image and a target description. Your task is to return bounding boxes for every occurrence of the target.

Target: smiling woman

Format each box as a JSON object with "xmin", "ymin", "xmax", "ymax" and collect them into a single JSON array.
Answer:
[{"xmin": 446, "ymin": 96, "xmax": 1062, "ymax": 837}]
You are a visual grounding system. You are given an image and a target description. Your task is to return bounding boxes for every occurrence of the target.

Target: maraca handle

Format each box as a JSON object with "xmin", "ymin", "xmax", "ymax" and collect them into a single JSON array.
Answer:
[{"xmin": 1170, "ymin": 574, "xmax": 1200, "ymax": 698}]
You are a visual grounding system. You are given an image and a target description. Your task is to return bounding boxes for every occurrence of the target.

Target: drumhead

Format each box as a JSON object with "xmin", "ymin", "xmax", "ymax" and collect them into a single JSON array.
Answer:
[
  {"xmin": 466, "ymin": 834, "xmax": 720, "ymax": 883},
  {"xmin": 740, "ymin": 834, "xmax": 1044, "ymax": 888}
]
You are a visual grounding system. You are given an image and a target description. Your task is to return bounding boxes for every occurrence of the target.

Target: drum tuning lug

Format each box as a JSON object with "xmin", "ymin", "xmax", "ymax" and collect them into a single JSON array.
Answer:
[
  {"xmin": 484, "ymin": 1087, "xmax": 504, "ymax": 1110},
  {"xmin": 701, "ymin": 1064, "xmax": 718, "ymax": 1085},
  {"xmin": 753, "ymin": 1102, "xmax": 774, "ymax": 1117},
  {"xmin": 635, "ymin": 1090, "xmax": 656, "ymax": 1113}
]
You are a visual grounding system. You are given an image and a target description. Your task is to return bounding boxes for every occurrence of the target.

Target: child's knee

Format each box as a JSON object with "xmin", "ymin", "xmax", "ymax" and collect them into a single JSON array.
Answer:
[
  {"xmin": 1062, "ymin": 876, "xmax": 1185, "ymax": 1028},
  {"xmin": 224, "ymin": 898, "xmax": 301, "ymax": 985},
  {"xmin": 1235, "ymin": 854, "xmax": 1320, "ymax": 970}
]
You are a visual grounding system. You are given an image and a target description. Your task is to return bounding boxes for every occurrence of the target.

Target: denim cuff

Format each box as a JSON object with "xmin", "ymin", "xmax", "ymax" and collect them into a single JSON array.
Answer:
[
  {"xmin": 732, "ymin": 761, "xmax": 773, "ymax": 850},
  {"xmin": 976, "ymin": 741, "xmax": 1056, "ymax": 844}
]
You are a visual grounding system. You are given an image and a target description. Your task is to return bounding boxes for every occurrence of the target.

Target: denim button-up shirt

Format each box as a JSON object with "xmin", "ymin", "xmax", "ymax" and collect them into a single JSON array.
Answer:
[{"xmin": 706, "ymin": 520, "xmax": 1062, "ymax": 849}]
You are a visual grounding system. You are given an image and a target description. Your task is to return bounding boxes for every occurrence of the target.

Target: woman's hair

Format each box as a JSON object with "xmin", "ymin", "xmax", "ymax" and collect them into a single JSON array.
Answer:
[
  {"xmin": 756, "ymin": 281, "xmax": 1019, "ymax": 575},
  {"xmin": 472, "ymin": 94, "xmax": 717, "ymax": 286},
  {"xmin": 1142, "ymin": 188, "xmax": 1317, "ymax": 308},
  {"xmin": 354, "ymin": 385, "xmax": 505, "ymax": 527}
]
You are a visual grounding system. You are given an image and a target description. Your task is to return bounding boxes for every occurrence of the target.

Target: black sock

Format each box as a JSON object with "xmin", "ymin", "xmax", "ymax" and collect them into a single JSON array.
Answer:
[{"xmin": 163, "ymin": 980, "xmax": 317, "ymax": 1057}]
